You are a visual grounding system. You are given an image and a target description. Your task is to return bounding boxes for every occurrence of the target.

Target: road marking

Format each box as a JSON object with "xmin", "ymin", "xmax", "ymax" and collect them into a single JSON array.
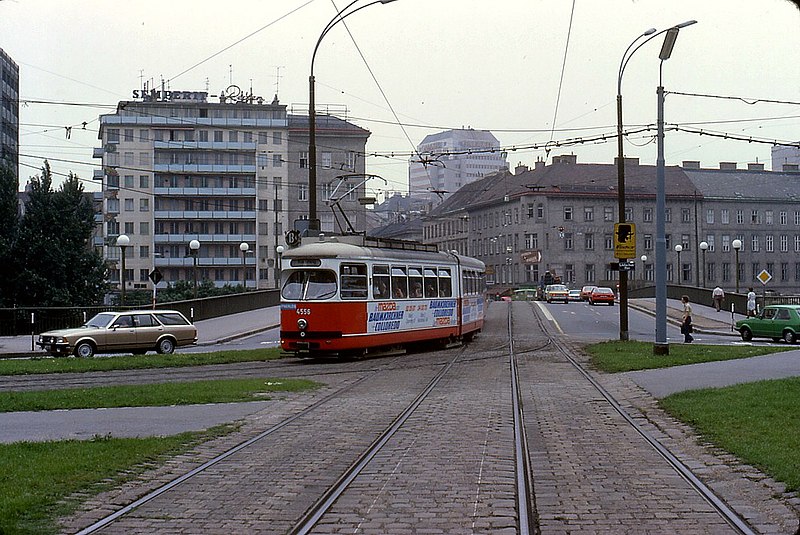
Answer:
[{"xmin": 535, "ymin": 302, "xmax": 564, "ymax": 334}]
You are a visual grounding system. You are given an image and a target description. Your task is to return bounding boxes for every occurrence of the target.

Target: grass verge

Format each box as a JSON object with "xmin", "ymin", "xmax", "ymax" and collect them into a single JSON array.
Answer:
[
  {"xmin": 661, "ymin": 377, "xmax": 800, "ymax": 492},
  {"xmin": 0, "ymin": 377, "xmax": 320, "ymax": 413},
  {"xmin": 0, "ymin": 426, "xmax": 236, "ymax": 535},
  {"xmin": 0, "ymin": 347, "xmax": 283, "ymax": 376},
  {"xmin": 585, "ymin": 340, "xmax": 792, "ymax": 373}
]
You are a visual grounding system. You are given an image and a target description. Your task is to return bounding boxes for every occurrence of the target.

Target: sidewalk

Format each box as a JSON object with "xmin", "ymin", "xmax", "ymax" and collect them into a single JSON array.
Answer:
[
  {"xmin": 0, "ymin": 307, "xmax": 281, "ymax": 357},
  {"xmin": 629, "ymin": 297, "xmax": 740, "ymax": 336}
]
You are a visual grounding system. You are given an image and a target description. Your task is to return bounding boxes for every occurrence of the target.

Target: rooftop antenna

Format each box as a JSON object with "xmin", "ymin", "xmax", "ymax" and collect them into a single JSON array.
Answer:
[
  {"xmin": 205, "ymin": 77, "xmax": 210, "ymax": 92},
  {"xmin": 274, "ymin": 66, "xmax": 284, "ymax": 97},
  {"xmin": 229, "ymin": 65, "xmax": 233, "ymax": 85},
  {"xmin": 138, "ymin": 69, "xmax": 145, "ymax": 91}
]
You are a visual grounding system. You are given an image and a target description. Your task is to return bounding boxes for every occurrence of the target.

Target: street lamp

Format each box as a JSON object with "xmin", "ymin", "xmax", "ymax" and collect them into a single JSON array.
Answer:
[
  {"xmin": 699, "ymin": 241, "xmax": 709, "ymax": 288},
  {"xmin": 616, "ymin": 27, "xmax": 656, "ymax": 341},
  {"xmin": 651, "ymin": 20, "xmax": 698, "ymax": 354},
  {"xmin": 189, "ymin": 239, "xmax": 200, "ymax": 299},
  {"xmin": 640, "ymin": 254, "xmax": 648, "ymax": 281},
  {"xmin": 239, "ymin": 242, "xmax": 249, "ymax": 290},
  {"xmin": 674, "ymin": 244, "xmax": 683, "ymax": 283},
  {"xmin": 116, "ymin": 234, "xmax": 130, "ymax": 307},
  {"xmin": 275, "ymin": 245, "xmax": 285, "ymax": 289},
  {"xmin": 732, "ymin": 238, "xmax": 742, "ymax": 293},
  {"xmin": 308, "ymin": 0, "xmax": 397, "ymax": 235}
]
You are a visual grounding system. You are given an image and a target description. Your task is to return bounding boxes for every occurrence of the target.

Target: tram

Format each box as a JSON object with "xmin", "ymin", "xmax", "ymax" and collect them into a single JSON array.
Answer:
[{"xmin": 278, "ymin": 234, "xmax": 486, "ymax": 357}]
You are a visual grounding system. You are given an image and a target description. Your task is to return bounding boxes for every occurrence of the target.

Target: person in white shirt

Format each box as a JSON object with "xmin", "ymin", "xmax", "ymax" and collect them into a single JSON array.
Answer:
[
  {"xmin": 681, "ymin": 295, "xmax": 694, "ymax": 343},
  {"xmin": 747, "ymin": 288, "xmax": 757, "ymax": 317},
  {"xmin": 712, "ymin": 286, "xmax": 724, "ymax": 312}
]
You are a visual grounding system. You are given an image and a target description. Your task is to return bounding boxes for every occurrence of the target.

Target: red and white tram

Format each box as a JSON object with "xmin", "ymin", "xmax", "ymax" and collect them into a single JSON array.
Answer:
[{"xmin": 279, "ymin": 234, "xmax": 486, "ymax": 357}]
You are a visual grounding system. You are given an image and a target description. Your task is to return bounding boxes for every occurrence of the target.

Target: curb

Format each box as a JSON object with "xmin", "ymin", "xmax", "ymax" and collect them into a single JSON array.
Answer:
[{"xmin": 627, "ymin": 302, "xmax": 739, "ymax": 337}]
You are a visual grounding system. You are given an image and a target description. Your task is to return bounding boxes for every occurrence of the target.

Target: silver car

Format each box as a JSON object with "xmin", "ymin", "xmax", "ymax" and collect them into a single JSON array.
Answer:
[{"xmin": 37, "ymin": 310, "xmax": 197, "ymax": 358}]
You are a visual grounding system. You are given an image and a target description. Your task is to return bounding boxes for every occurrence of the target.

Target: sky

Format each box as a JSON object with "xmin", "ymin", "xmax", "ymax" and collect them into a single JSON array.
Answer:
[{"xmin": 2, "ymin": 0, "xmax": 799, "ymax": 201}]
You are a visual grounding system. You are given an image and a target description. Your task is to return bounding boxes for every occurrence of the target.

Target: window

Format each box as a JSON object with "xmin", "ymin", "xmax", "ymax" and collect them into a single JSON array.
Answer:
[
  {"xmin": 272, "ymin": 154, "xmax": 282, "ymax": 167},
  {"xmin": 605, "ymin": 234, "xmax": 614, "ymax": 250},
  {"xmin": 682, "ymin": 208, "xmax": 691, "ymax": 223},
  {"xmin": 585, "ymin": 264, "xmax": 595, "ymax": 283},
  {"xmin": 390, "ymin": 267, "xmax": 408, "ymax": 299},
  {"xmin": 721, "ymin": 209, "xmax": 730, "ymax": 224},
  {"xmin": 525, "ymin": 233, "xmax": 538, "ymax": 249},
  {"xmin": 563, "ymin": 206, "xmax": 573, "ymax": 221},
  {"xmin": 273, "ymin": 131, "xmax": 282, "ymax": 145},
  {"xmin": 139, "ymin": 175, "xmax": 149, "ymax": 188},
  {"xmin": 139, "ymin": 246, "xmax": 149, "ymax": 258},
  {"xmin": 583, "ymin": 206, "xmax": 594, "ymax": 221},
  {"xmin": 644, "ymin": 234, "xmax": 653, "ymax": 251},
  {"xmin": 124, "ymin": 175, "xmax": 134, "ymax": 188},
  {"xmin": 340, "ymin": 263, "xmax": 367, "ymax": 299},
  {"xmin": 584, "ymin": 233, "xmax": 594, "ymax": 250},
  {"xmin": 243, "ymin": 131, "xmax": 253, "ymax": 143},
  {"xmin": 298, "ymin": 184, "xmax": 308, "ymax": 201},
  {"xmin": 625, "ymin": 207, "xmax": 633, "ymax": 222},
  {"xmin": 604, "ymin": 206, "xmax": 614, "ymax": 222},
  {"xmin": 139, "ymin": 198, "xmax": 149, "ymax": 212},
  {"xmin": 107, "ymin": 128, "xmax": 119, "ymax": 143},
  {"xmin": 424, "ymin": 268, "xmax": 439, "ymax": 297},
  {"xmin": 536, "ymin": 204, "xmax": 544, "ymax": 219},
  {"xmin": 752, "ymin": 235, "xmax": 760, "ymax": 252},
  {"xmin": 229, "ymin": 130, "xmax": 238, "ymax": 142},
  {"xmin": 321, "ymin": 152, "xmax": 332, "ymax": 169},
  {"xmin": 681, "ymin": 234, "xmax": 690, "ymax": 250},
  {"xmin": 751, "ymin": 210, "xmax": 762, "ymax": 224},
  {"xmin": 438, "ymin": 268, "xmax": 452, "ymax": 297},
  {"xmin": 722, "ymin": 235, "xmax": 730, "ymax": 252},
  {"xmin": 766, "ymin": 210, "xmax": 774, "ymax": 225},
  {"xmin": 780, "ymin": 211, "xmax": 788, "ymax": 225},
  {"xmin": 124, "ymin": 221, "xmax": 134, "ymax": 234},
  {"xmin": 765, "ymin": 235, "xmax": 774, "ymax": 252},
  {"xmin": 736, "ymin": 210, "xmax": 744, "ymax": 225},
  {"xmin": 138, "ymin": 129, "xmax": 149, "ymax": 142},
  {"xmin": 124, "ymin": 198, "xmax": 134, "ymax": 211},
  {"xmin": 643, "ymin": 207, "xmax": 653, "ymax": 222},
  {"xmin": 664, "ymin": 208, "xmax": 671, "ymax": 223},
  {"xmin": 408, "ymin": 267, "xmax": 424, "ymax": 298},
  {"xmin": 780, "ymin": 235, "xmax": 788, "ymax": 252},
  {"xmin": 214, "ymin": 130, "xmax": 223, "ymax": 142},
  {"xmin": 107, "ymin": 198, "xmax": 119, "ymax": 213},
  {"xmin": 140, "ymin": 222, "xmax": 149, "ymax": 235},
  {"xmin": 706, "ymin": 209, "xmax": 714, "ymax": 224},
  {"xmin": 706, "ymin": 235, "xmax": 715, "ymax": 251}
]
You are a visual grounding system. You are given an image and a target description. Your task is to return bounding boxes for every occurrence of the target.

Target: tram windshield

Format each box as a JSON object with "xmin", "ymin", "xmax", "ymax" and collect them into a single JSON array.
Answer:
[{"xmin": 281, "ymin": 270, "xmax": 338, "ymax": 300}]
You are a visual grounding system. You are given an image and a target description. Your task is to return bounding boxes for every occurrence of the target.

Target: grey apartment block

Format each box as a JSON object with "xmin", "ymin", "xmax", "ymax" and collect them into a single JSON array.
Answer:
[
  {"xmin": 95, "ymin": 92, "xmax": 369, "ymax": 294},
  {"xmin": 424, "ymin": 155, "xmax": 800, "ymax": 295},
  {"xmin": 0, "ymin": 47, "xmax": 19, "ymax": 182}
]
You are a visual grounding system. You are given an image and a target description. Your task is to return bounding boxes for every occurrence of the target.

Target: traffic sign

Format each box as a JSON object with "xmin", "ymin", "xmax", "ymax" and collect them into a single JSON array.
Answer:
[
  {"xmin": 757, "ymin": 269, "xmax": 772, "ymax": 285},
  {"xmin": 148, "ymin": 268, "xmax": 163, "ymax": 285},
  {"xmin": 613, "ymin": 222, "xmax": 636, "ymax": 259}
]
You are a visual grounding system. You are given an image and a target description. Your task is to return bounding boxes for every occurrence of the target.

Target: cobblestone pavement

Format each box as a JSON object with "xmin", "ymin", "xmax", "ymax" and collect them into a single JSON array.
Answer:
[{"xmin": 59, "ymin": 302, "xmax": 800, "ymax": 534}]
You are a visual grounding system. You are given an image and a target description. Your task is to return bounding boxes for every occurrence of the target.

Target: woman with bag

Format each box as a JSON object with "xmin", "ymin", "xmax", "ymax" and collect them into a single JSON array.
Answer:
[{"xmin": 680, "ymin": 295, "xmax": 693, "ymax": 343}]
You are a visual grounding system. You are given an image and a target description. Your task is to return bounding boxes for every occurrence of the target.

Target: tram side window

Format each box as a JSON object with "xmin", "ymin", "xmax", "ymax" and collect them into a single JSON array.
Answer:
[
  {"xmin": 391, "ymin": 267, "xmax": 408, "ymax": 299},
  {"xmin": 340, "ymin": 263, "xmax": 368, "ymax": 299},
  {"xmin": 424, "ymin": 268, "xmax": 438, "ymax": 298},
  {"xmin": 408, "ymin": 267, "xmax": 423, "ymax": 298},
  {"xmin": 438, "ymin": 268, "xmax": 452, "ymax": 297},
  {"xmin": 373, "ymin": 265, "xmax": 390, "ymax": 299}
]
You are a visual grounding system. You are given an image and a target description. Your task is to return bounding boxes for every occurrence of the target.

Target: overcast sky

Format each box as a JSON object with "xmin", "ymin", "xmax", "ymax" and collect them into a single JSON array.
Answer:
[{"xmin": 2, "ymin": 0, "xmax": 798, "ymax": 199}]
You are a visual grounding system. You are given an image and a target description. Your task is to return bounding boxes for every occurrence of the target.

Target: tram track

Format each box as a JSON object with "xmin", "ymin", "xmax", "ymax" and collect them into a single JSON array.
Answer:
[{"xmin": 523, "ymin": 300, "xmax": 757, "ymax": 535}]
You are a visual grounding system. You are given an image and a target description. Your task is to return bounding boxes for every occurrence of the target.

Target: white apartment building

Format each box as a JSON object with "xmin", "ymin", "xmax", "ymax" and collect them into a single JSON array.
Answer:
[
  {"xmin": 408, "ymin": 128, "xmax": 507, "ymax": 203},
  {"xmin": 95, "ymin": 88, "xmax": 290, "ymax": 292}
]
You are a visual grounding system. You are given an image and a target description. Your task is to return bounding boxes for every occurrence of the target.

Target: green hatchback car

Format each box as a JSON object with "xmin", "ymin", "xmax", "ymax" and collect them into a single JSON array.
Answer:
[{"xmin": 735, "ymin": 304, "xmax": 800, "ymax": 344}]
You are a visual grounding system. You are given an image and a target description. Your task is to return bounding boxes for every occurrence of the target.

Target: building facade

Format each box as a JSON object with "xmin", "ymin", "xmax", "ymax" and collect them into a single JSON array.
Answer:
[
  {"xmin": 95, "ymin": 88, "xmax": 370, "ymax": 295},
  {"xmin": 0, "ymin": 48, "xmax": 19, "ymax": 181},
  {"xmin": 408, "ymin": 128, "xmax": 507, "ymax": 203},
  {"xmin": 425, "ymin": 155, "xmax": 800, "ymax": 295}
]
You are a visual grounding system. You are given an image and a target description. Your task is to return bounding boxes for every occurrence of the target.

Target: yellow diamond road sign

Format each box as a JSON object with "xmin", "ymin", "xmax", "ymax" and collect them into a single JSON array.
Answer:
[
  {"xmin": 757, "ymin": 269, "xmax": 772, "ymax": 285},
  {"xmin": 613, "ymin": 222, "xmax": 636, "ymax": 259}
]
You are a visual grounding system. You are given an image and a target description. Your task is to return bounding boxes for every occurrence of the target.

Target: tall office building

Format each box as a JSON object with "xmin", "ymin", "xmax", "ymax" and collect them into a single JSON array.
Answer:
[
  {"xmin": 0, "ymin": 48, "xmax": 19, "ymax": 182},
  {"xmin": 408, "ymin": 128, "xmax": 507, "ymax": 203},
  {"xmin": 95, "ymin": 86, "xmax": 370, "ymax": 295}
]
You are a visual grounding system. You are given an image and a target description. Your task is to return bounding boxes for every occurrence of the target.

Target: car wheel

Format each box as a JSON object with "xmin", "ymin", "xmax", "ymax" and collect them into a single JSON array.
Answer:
[
  {"xmin": 740, "ymin": 327, "xmax": 753, "ymax": 341},
  {"xmin": 783, "ymin": 330, "xmax": 796, "ymax": 344},
  {"xmin": 157, "ymin": 337, "xmax": 176, "ymax": 354},
  {"xmin": 75, "ymin": 341, "xmax": 95, "ymax": 358}
]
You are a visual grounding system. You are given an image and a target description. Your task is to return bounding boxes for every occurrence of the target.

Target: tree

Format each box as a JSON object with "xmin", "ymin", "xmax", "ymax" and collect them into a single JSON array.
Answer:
[
  {"xmin": 13, "ymin": 163, "xmax": 107, "ymax": 306},
  {"xmin": 0, "ymin": 160, "xmax": 18, "ymax": 306}
]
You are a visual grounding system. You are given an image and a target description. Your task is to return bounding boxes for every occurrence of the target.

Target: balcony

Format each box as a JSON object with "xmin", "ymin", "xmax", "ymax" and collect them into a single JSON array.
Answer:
[
  {"xmin": 154, "ymin": 210, "xmax": 256, "ymax": 220},
  {"xmin": 154, "ymin": 256, "xmax": 257, "ymax": 267},
  {"xmin": 154, "ymin": 140, "xmax": 257, "ymax": 151},
  {"xmin": 93, "ymin": 147, "xmax": 105, "ymax": 158},
  {"xmin": 153, "ymin": 187, "xmax": 256, "ymax": 196},
  {"xmin": 153, "ymin": 233, "xmax": 257, "ymax": 244},
  {"xmin": 93, "ymin": 169, "xmax": 104, "ymax": 180},
  {"xmin": 101, "ymin": 115, "xmax": 287, "ymax": 128},
  {"xmin": 154, "ymin": 164, "xmax": 256, "ymax": 174}
]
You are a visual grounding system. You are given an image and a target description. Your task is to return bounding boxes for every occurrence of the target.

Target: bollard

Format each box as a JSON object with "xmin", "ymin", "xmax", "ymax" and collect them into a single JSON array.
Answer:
[
  {"xmin": 30, "ymin": 312, "xmax": 35, "ymax": 351},
  {"xmin": 190, "ymin": 307, "xmax": 195, "ymax": 324}
]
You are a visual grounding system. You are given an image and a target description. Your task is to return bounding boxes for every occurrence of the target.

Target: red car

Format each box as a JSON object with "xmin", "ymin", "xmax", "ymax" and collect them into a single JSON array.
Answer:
[{"xmin": 589, "ymin": 286, "xmax": 615, "ymax": 305}]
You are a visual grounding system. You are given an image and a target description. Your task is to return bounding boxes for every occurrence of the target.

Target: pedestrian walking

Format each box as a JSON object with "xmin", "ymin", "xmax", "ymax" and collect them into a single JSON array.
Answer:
[
  {"xmin": 747, "ymin": 288, "xmax": 757, "ymax": 317},
  {"xmin": 680, "ymin": 295, "xmax": 694, "ymax": 343},
  {"xmin": 712, "ymin": 286, "xmax": 724, "ymax": 312}
]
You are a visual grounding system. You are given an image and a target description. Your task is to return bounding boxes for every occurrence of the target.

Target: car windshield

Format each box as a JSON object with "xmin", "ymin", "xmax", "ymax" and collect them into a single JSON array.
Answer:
[
  {"xmin": 595, "ymin": 288, "xmax": 613, "ymax": 294},
  {"xmin": 85, "ymin": 313, "xmax": 115, "ymax": 328},
  {"xmin": 549, "ymin": 285, "xmax": 567, "ymax": 292},
  {"xmin": 282, "ymin": 269, "xmax": 338, "ymax": 301}
]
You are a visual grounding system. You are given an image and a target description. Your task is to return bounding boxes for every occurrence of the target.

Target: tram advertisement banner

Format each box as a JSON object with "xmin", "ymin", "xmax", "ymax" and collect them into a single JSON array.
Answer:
[
  {"xmin": 461, "ymin": 296, "xmax": 484, "ymax": 324},
  {"xmin": 367, "ymin": 299, "xmax": 457, "ymax": 333}
]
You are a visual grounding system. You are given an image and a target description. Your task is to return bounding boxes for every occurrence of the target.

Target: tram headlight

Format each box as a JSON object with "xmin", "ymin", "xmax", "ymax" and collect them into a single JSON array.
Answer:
[{"xmin": 297, "ymin": 318, "xmax": 308, "ymax": 331}]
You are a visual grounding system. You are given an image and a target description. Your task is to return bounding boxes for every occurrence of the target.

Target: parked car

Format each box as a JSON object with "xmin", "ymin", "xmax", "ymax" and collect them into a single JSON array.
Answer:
[
  {"xmin": 544, "ymin": 284, "xmax": 570, "ymax": 303},
  {"xmin": 735, "ymin": 304, "xmax": 800, "ymax": 343},
  {"xmin": 37, "ymin": 310, "xmax": 198, "ymax": 358},
  {"xmin": 579, "ymin": 285, "xmax": 596, "ymax": 301},
  {"xmin": 568, "ymin": 289, "xmax": 581, "ymax": 301},
  {"xmin": 589, "ymin": 287, "xmax": 615, "ymax": 305}
]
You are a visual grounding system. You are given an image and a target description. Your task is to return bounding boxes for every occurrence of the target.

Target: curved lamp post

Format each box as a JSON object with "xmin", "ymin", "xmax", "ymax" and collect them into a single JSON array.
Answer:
[
  {"xmin": 699, "ymin": 241, "xmax": 709, "ymax": 288},
  {"xmin": 674, "ymin": 244, "xmax": 683, "ymax": 283},
  {"xmin": 275, "ymin": 245, "xmax": 285, "ymax": 289},
  {"xmin": 616, "ymin": 26, "xmax": 656, "ymax": 341},
  {"xmin": 308, "ymin": 0, "xmax": 398, "ymax": 234},
  {"xmin": 239, "ymin": 242, "xmax": 249, "ymax": 290},
  {"xmin": 653, "ymin": 20, "xmax": 697, "ymax": 355},
  {"xmin": 732, "ymin": 238, "xmax": 742, "ymax": 293},
  {"xmin": 640, "ymin": 254, "xmax": 648, "ymax": 281},
  {"xmin": 116, "ymin": 234, "xmax": 130, "ymax": 307},
  {"xmin": 189, "ymin": 239, "xmax": 200, "ymax": 299}
]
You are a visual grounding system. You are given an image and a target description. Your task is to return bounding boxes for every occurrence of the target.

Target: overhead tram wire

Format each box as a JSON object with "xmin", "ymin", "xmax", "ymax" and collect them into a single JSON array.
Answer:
[{"xmin": 547, "ymin": 0, "xmax": 577, "ymax": 147}]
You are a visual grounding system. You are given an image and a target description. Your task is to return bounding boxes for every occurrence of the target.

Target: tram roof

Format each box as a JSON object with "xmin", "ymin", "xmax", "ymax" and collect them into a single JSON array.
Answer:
[{"xmin": 284, "ymin": 234, "xmax": 484, "ymax": 268}]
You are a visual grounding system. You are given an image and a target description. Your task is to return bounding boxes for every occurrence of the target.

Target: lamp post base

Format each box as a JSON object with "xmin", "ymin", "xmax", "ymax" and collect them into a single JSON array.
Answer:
[{"xmin": 653, "ymin": 343, "xmax": 670, "ymax": 356}]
